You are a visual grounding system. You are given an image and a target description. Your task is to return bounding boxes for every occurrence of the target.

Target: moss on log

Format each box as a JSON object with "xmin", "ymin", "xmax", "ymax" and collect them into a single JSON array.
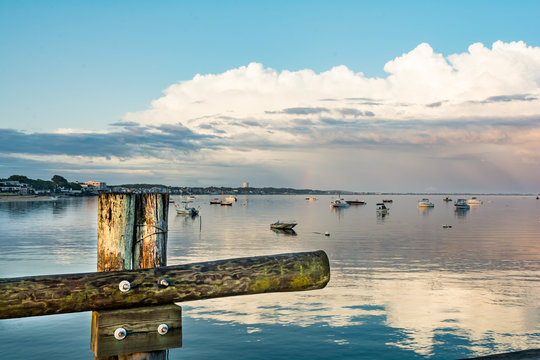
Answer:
[{"xmin": 0, "ymin": 250, "xmax": 330, "ymax": 319}]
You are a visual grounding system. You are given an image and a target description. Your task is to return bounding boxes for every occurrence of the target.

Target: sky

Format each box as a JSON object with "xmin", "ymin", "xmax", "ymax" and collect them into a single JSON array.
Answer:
[{"xmin": 1, "ymin": 1, "xmax": 540, "ymax": 193}]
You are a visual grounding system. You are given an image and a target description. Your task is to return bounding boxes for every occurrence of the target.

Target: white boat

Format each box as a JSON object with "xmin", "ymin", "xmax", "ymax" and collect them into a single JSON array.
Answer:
[
  {"xmin": 330, "ymin": 198, "xmax": 350, "ymax": 208},
  {"xmin": 225, "ymin": 196, "xmax": 237, "ymax": 202},
  {"xmin": 175, "ymin": 204, "xmax": 199, "ymax": 216},
  {"xmin": 418, "ymin": 198, "xmax": 434, "ymax": 207},
  {"xmin": 270, "ymin": 220, "xmax": 297, "ymax": 230},
  {"xmin": 467, "ymin": 197, "xmax": 483, "ymax": 205},
  {"xmin": 376, "ymin": 203, "xmax": 389, "ymax": 214},
  {"xmin": 305, "ymin": 197, "xmax": 318, "ymax": 201},
  {"xmin": 454, "ymin": 199, "xmax": 470, "ymax": 209}
]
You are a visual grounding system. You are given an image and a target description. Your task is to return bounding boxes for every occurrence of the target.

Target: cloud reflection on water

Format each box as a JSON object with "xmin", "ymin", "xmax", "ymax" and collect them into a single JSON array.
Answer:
[{"xmin": 180, "ymin": 266, "xmax": 540, "ymax": 357}]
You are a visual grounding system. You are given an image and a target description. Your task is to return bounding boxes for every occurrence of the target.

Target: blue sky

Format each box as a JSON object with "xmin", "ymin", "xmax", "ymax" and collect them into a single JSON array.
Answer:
[{"xmin": 1, "ymin": 1, "xmax": 540, "ymax": 192}]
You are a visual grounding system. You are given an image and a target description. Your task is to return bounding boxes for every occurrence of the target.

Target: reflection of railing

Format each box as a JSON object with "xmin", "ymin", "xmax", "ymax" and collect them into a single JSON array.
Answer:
[{"xmin": 0, "ymin": 193, "xmax": 330, "ymax": 359}]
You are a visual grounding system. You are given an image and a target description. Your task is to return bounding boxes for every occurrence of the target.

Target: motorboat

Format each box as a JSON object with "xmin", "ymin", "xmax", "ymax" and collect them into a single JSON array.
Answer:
[
  {"xmin": 225, "ymin": 196, "xmax": 237, "ymax": 202},
  {"xmin": 330, "ymin": 198, "xmax": 350, "ymax": 208},
  {"xmin": 454, "ymin": 199, "xmax": 470, "ymax": 209},
  {"xmin": 270, "ymin": 220, "xmax": 297, "ymax": 230},
  {"xmin": 467, "ymin": 197, "xmax": 483, "ymax": 205},
  {"xmin": 418, "ymin": 198, "xmax": 434, "ymax": 207},
  {"xmin": 346, "ymin": 199, "xmax": 366, "ymax": 205},
  {"xmin": 382, "ymin": 199, "xmax": 393, "ymax": 203},
  {"xmin": 376, "ymin": 203, "xmax": 388, "ymax": 214},
  {"xmin": 443, "ymin": 197, "xmax": 452, "ymax": 202},
  {"xmin": 210, "ymin": 198, "xmax": 221, "ymax": 204},
  {"xmin": 305, "ymin": 197, "xmax": 318, "ymax": 201},
  {"xmin": 175, "ymin": 204, "xmax": 199, "ymax": 216},
  {"xmin": 220, "ymin": 200, "xmax": 233, "ymax": 206},
  {"xmin": 187, "ymin": 195, "xmax": 196, "ymax": 200}
]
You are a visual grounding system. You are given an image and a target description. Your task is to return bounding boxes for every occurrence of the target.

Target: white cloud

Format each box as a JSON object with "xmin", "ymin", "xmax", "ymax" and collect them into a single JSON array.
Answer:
[
  {"xmin": 4, "ymin": 41, "xmax": 540, "ymax": 191},
  {"xmin": 127, "ymin": 41, "xmax": 540, "ymax": 129}
]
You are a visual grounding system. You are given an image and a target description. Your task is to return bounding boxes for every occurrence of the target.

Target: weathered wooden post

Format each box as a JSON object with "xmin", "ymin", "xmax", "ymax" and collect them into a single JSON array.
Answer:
[
  {"xmin": 92, "ymin": 192, "xmax": 172, "ymax": 360},
  {"xmin": 0, "ymin": 191, "xmax": 330, "ymax": 357}
]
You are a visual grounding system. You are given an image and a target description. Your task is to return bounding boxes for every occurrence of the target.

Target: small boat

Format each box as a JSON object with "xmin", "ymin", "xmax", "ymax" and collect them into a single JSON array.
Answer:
[
  {"xmin": 382, "ymin": 199, "xmax": 393, "ymax": 203},
  {"xmin": 418, "ymin": 198, "xmax": 434, "ymax": 207},
  {"xmin": 467, "ymin": 197, "xmax": 483, "ymax": 205},
  {"xmin": 330, "ymin": 198, "xmax": 350, "ymax": 208},
  {"xmin": 210, "ymin": 198, "xmax": 221, "ymax": 204},
  {"xmin": 454, "ymin": 199, "xmax": 470, "ymax": 209},
  {"xmin": 443, "ymin": 197, "xmax": 452, "ymax": 202},
  {"xmin": 225, "ymin": 196, "xmax": 237, "ymax": 202},
  {"xmin": 346, "ymin": 199, "xmax": 366, "ymax": 205},
  {"xmin": 175, "ymin": 204, "xmax": 199, "ymax": 216},
  {"xmin": 220, "ymin": 200, "xmax": 233, "ymax": 206},
  {"xmin": 305, "ymin": 197, "xmax": 318, "ymax": 201},
  {"xmin": 187, "ymin": 195, "xmax": 196, "ymax": 200},
  {"xmin": 270, "ymin": 220, "xmax": 297, "ymax": 230},
  {"xmin": 442, "ymin": 224, "xmax": 452, "ymax": 228},
  {"xmin": 376, "ymin": 203, "xmax": 389, "ymax": 214},
  {"xmin": 169, "ymin": 199, "xmax": 175, "ymax": 204}
]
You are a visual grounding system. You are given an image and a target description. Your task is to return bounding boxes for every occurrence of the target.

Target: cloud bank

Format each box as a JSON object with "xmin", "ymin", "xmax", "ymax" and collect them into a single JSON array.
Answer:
[{"xmin": 3, "ymin": 41, "xmax": 540, "ymax": 191}]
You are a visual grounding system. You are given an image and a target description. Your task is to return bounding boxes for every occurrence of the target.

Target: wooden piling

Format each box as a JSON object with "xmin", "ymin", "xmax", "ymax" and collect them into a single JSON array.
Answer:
[{"xmin": 95, "ymin": 192, "xmax": 169, "ymax": 360}]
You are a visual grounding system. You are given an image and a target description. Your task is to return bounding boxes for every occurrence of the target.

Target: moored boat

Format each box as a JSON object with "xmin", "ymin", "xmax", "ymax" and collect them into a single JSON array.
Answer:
[
  {"xmin": 175, "ymin": 204, "xmax": 199, "ymax": 216},
  {"xmin": 376, "ymin": 203, "xmax": 389, "ymax": 214},
  {"xmin": 467, "ymin": 197, "xmax": 483, "ymax": 205},
  {"xmin": 443, "ymin": 197, "xmax": 452, "ymax": 202},
  {"xmin": 346, "ymin": 199, "xmax": 366, "ymax": 205},
  {"xmin": 382, "ymin": 199, "xmax": 393, "ymax": 203},
  {"xmin": 454, "ymin": 199, "xmax": 470, "ymax": 209},
  {"xmin": 270, "ymin": 220, "xmax": 297, "ymax": 230},
  {"xmin": 210, "ymin": 198, "xmax": 221, "ymax": 204},
  {"xmin": 418, "ymin": 198, "xmax": 434, "ymax": 207},
  {"xmin": 330, "ymin": 198, "xmax": 350, "ymax": 208}
]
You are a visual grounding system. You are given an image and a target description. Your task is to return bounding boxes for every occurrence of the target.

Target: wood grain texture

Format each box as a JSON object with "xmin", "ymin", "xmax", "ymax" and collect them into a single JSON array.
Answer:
[
  {"xmin": 97, "ymin": 193, "xmax": 136, "ymax": 272},
  {"xmin": 95, "ymin": 192, "xmax": 169, "ymax": 359},
  {"xmin": 91, "ymin": 305, "xmax": 181, "ymax": 357},
  {"xmin": 0, "ymin": 250, "xmax": 330, "ymax": 319}
]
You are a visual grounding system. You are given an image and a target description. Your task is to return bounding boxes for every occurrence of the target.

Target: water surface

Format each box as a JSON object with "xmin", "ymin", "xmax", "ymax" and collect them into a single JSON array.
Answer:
[{"xmin": 1, "ymin": 195, "xmax": 539, "ymax": 359}]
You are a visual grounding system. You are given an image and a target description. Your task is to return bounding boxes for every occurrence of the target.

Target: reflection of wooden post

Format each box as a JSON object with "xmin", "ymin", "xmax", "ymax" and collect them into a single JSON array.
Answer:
[{"xmin": 95, "ymin": 192, "xmax": 169, "ymax": 360}]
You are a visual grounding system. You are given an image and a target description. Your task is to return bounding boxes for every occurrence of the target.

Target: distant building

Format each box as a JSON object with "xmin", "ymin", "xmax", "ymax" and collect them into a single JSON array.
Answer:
[
  {"xmin": 0, "ymin": 181, "xmax": 34, "ymax": 195},
  {"xmin": 85, "ymin": 181, "xmax": 107, "ymax": 190},
  {"xmin": 242, "ymin": 182, "xmax": 249, "ymax": 188}
]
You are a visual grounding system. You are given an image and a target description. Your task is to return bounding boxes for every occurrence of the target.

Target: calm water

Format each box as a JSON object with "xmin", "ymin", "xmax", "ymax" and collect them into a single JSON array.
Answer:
[{"xmin": 1, "ymin": 195, "xmax": 539, "ymax": 359}]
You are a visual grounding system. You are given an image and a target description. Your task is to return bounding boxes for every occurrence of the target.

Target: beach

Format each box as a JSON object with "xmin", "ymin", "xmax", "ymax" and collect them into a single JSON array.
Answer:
[{"xmin": 0, "ymin": 195, "xmax": 58, "ymax": 202}]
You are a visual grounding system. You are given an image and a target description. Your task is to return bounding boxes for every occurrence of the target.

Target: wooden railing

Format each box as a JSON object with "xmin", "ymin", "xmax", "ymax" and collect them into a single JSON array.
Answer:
[
  {"xmin": 0, "ymin": 250, "xmax": 330, "ymax": 319},
  {"xmin": 0, "ymin": 192, "xmax": 330, "ymax": 359}
]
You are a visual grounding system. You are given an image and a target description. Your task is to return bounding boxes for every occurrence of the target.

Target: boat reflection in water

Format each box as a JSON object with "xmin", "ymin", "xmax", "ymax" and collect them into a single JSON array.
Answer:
[
  {"xmin": 271, "ymin": 228, "xmax": 297, "ymax": 236},
  {"xmin": 1, "ymin": 195, "xmax": 540, "ymax": 360}
]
